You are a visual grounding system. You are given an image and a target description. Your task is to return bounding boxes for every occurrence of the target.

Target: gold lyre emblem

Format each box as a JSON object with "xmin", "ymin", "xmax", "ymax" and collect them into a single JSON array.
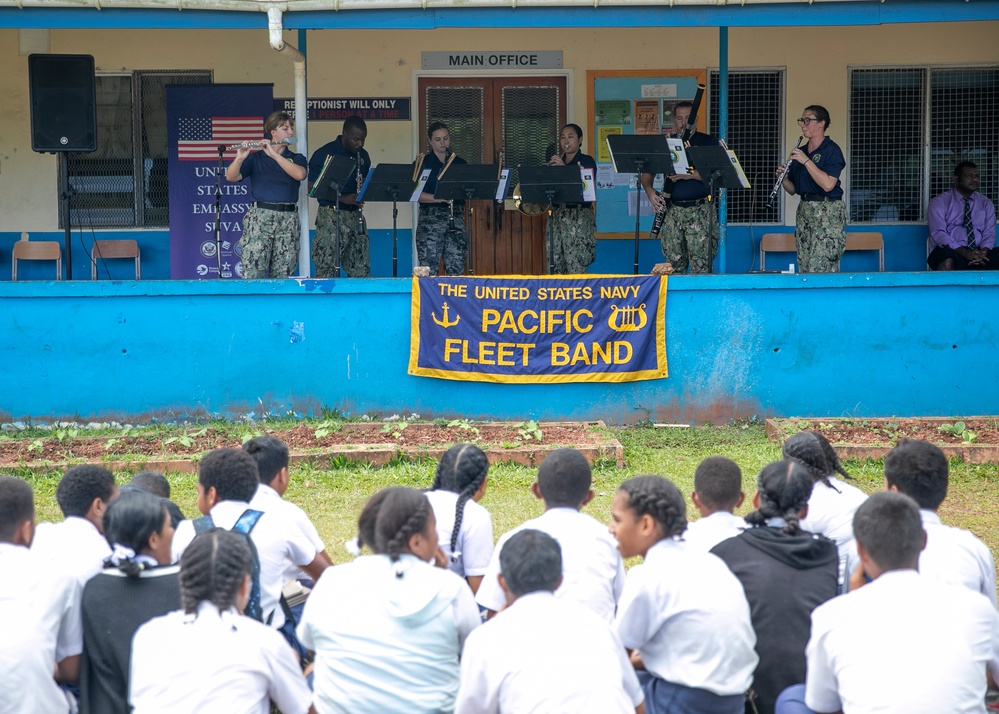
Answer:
[
  {"xmin": 608, "ymin": 304, "xmax": 647, "ymax": 332},
  {"xmin": 432, "ymin": 302, "xmax": 460, "ymax": 328}
]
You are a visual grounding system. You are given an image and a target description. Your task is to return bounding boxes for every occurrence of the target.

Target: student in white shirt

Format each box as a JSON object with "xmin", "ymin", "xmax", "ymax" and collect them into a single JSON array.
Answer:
[
  {"xmin": 130, "ymin": 529, "xmax": 313, "ymax": 714},
  {"xmin": 611, "ymin": 475, "xmax": 758, "ymax": 714},
  {"xmin": 456, "ymin": 529, "xmax": 644, "ymax": 714},
  {"xmin": 0, "ymin": 476, "xmax": 81, "ymax": 714},
  {"xmin": 476, "ymin": 448, "xmax": 624, "ymax": 623},
  {"xmin": 683, "ymin": 456, "xmax": 748, "ymax": 552},
  {"xmin": 883, "ymin": 438, "xmax": 997, "ymax": 607},
  {"xmin": 802, "ymin": 491, "xmax": 999, "ymax": 714},
  {"xmin": 426, "ymin": 443, "xmax": 493, "ymax": 594},
  {"xmin": 297, "ymin": 488, "xmax": 479, "ymax": 714}
]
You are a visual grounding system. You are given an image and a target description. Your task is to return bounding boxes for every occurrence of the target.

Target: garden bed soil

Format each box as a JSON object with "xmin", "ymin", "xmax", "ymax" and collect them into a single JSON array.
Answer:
[
  {"xmin": 767, "ymin": 416, "xmax": 999, "ymax": 463},
  {"xmin": 0, "ymin": 421, "xmax": 623, "ymax": 473}
]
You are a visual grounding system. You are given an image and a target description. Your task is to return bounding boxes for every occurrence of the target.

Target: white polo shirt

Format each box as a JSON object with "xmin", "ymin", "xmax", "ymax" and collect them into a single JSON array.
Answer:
[
  {"xmin": 250, "ymin": 483, "xmax": 327, "ymax": 581},
  {"xmin": 456, "ymin": 591, "xmax": 642, "ymax": 714},
  {"xmin": 615, "ymin": 538, "xmax": 758, "ymax": 697},
  {"xmin": 31, "ymin": 515, "xmax": 112, "ymax": 589},
  {"xmin": 682, "ymin": 511, "xmax": 748, "ymax": 552},
  {"xmin": 171, "ymin": 500, "xmax": 317, "ymax": 629},
  {"xmin": 805, "ymin": 569, "xmax": 999, "ymax": 713},
  {"xmin": 425, "ymin": 489, "xmax": 494, "ymax": 578},
  {"xmin": 475, "ymin": 508, "xmax": 625, "ymax": 623},
  {"xmin": 919, "ymin": 509, "xmax": 998, "ymax": 608},
  {"xmin": 800, "ymin": 476, "xmax": 867, "ymax": 549},
  {"xmin": 130, "ymin": 601, "xmax": 311, "ymax": 714}
]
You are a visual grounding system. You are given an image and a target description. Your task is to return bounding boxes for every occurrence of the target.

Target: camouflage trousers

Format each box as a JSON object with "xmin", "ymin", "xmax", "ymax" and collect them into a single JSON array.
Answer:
[
  {"xmin": 313, "ymin": 206, "xmax": 370, "ymax": 278},
  {"xmin": 549, "ymin": 205, "xmax": 596, "ymax": 274},
  {"xmin": 416, "ymin": 205, "xmax": 467, "ymax": 276},
  {"xmin": 795, "ymin": 200, "xmax": 846, "ymax": 273},
  {"xmin": 240, "ymin": 206, "xmax": 300, "ymax": 279},
  {"xmin": 660, "ymin": 201, "xmax": 717, "ymax": 274}
]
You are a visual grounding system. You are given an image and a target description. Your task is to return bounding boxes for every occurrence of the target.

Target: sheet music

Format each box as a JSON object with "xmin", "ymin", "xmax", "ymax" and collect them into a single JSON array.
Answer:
[
  {"xmin": 411, "ymin": 168, "xmax": 432, "ymax": 202},
  {"xmin": 667, "ymin": 138, "xmax": 690, "ymax": 175},
  {"xmin": 580, "ymin": 167, "xmax": 596, "ymax": 202},
  {"xmin": 495, "ymin": 168, "xmax": 512, "ymax": 202}
]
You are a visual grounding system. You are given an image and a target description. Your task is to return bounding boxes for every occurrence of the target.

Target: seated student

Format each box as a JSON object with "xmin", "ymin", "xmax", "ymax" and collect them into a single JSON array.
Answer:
[
  {"xmin": 884, "ymin": 438, "xmax": 997, "ymax": 607},
  {"xmin": 31, "ymin": 464, "xmax": 119, "ymax": 585},
  {"xmin": 171, "ymin": 448, "xmax": 328, "ymax": 631},
  {"xmin": 426, "ymin": 443, "xmax": 493, "ymax": 594},
  {"xmin": 711, "ymin": 461, "xmax": 838, "ymax": 714},
  {"xmin": 455, "ymin": 529, "xmax": 644, "ymax": 714},
  {"xmin": 611, "ymin": 475, "xmax": 758, "ymax": 714},
  {"xmin": 130, "ymin": 529, "xmax": 312, "ymax": 714},
  {"xmin": 476, "ymin": 448, "xmax": 624, "ymax": 623},
  {"xmin": 682, "ymin": 455, "xmax": 747, "ymax": 552},
  {"xmin": 297, "ymin": 487, "xmax": 480, "ymax": 714},
  {"xmin": 783, "ymin": 430, "xmax": 866, "ymax": 590},
  {"xmin": 0, "ymin": 476, "xmax": 81, "ymax": 713},
  {"xmin": 802, "ymin": 491, "xmax": 999, "ymax": 713},
  {"xmin": 927, "ymin": 161, "xmax": 999, "ymax": 271},
  {"xmin": 128, "ymin": 470, "xmax": 185, "ymax": 527},
  {"xmin": 79, "ymin": 489, "xmax": 180, "ymax": 714}
]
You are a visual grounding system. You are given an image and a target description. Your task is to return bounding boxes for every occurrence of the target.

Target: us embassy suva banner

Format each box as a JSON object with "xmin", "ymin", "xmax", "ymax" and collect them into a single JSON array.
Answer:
[{"xmin": 409, "ymin": 276, "xmax": 668, "ymax": 384}]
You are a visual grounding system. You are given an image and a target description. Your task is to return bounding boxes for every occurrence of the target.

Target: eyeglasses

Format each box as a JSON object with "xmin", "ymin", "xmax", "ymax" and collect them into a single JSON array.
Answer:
[{"xmin": 797, "ymin": 117, "xmax": 819, "ymax": 126}]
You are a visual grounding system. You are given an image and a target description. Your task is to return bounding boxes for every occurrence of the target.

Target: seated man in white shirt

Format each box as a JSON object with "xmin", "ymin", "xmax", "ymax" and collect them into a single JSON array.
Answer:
[
  {"xmin": 475, "ymin": 448, "xmax": 625, "ymax": 623},
  {"xmin": 683, "ymin": 456, "xmax": 747, "ymax": 552},
  {"xmin": 802, "ymin": 491, "xmax": 999, "ymax": 714},
  {"xmin": 883, "ymin": 438, "xmax": 997, "ymax": 608},
  {"xmin": 171, "ymin": 448, "xmax": 329, "ymax": 639},
  {"xmin": 0, "ymin": 476, "xmax": 83, "ymax": 712},
  {"xmin": 456, "ymin": 529, "xmax": 644, "ymax": 714}
]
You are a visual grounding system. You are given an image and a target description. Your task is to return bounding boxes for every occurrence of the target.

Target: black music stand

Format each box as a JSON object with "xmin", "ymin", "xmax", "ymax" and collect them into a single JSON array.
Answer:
[
  {"xmin": 357, "ymin": 164, "xmax": 418, "ymax": 278},
  {"xmin": 519, "ymin": 165, "xmax": 586, "ymax": 275},
  {"xmin": 606, "ymin": 135, "xmax": 674, "ymax": 275},
  {"xmin": 309, "ymin": 155, "xmax": 355, "ymax": 278},
  {"xmin": 435, "ymin": 164, "xmax": 499, "ymax": 276},
  {"xmin": 686, "ymin": 145, "xmax": 750, "ymax": 246}
]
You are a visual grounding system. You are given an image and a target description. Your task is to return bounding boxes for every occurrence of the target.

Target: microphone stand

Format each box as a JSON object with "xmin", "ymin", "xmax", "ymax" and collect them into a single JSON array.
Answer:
[{"xmin": 215, "ymin": 145, "xmax": 225, "ymax": 275}]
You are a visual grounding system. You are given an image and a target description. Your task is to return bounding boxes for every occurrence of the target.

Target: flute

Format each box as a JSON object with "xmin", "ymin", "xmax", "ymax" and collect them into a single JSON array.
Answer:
[{"xmin": 226, "ymin": 137, "xmax": 296, "ymax": 151}]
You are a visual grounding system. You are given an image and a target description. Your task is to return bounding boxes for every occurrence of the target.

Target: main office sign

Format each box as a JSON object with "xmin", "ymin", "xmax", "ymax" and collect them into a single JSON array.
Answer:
[
  {"xmin": 422, "ymin": 51, "xmax": 563, "ymax": 70},
  {"xmin": 409, "ymin": 275, "xmax": 668, "ymax": 384}
]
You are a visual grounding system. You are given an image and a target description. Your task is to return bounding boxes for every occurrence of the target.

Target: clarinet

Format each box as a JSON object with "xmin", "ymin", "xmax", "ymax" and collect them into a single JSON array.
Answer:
[
  {"xmin": 355, "ymin": 152, "xmax": 368, "ymax": 237},
  {"xmin": 649, "ymin": 84, "xmax": 705, "ymax": 240},
  {"xmin": 767, "ymin": 136, "xmax": 804, "ymax": 209}
]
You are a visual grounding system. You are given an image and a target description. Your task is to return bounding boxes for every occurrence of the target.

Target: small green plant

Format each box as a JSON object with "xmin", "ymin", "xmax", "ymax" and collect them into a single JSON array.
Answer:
[
  {"xmin": 314, "ymin": 419, "xmax": 343, "ymax": 439},
  {"xmin": 514, "ymin": 420, "xmax": 544, "ymax": 442},
  {"xmin": 104, "ymin": 438, "xmax": 120, "ymax": 450},
  {"xmin": 938, "ymin": 421, "xmax": 978, "ymax": 444},
  {"xmin": 447, "ymin": 419, "xmax": 480, "ymax": 438},
  {"xmin": 53, "ymin": 427, "xmax": 79, "ymax": 443},
  {"xmin": 163, "ymin": 427, "xmax": 207, "ymax": 449},
  {"xmin": 381, "ymin": 420, "xmax": 409, "ymax": 440},
  {"xmin": 27, "ymin": 439, "xmax": 44, "ymax": 454}
]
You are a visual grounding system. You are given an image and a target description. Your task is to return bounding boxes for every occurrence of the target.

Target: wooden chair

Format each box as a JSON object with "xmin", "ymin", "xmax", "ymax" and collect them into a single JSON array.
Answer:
[
  {"xmin": 91, "ymin": 239, "xmax": 141, "ymax": 280},
  {"xmin": 12, "ymin": 240, "xmax": 62, "ymax": 281},
  {"xmin": 759, "ymin": 233, "xmax": 796, "ymax": 271},
  {"xmin": 842, "ymin": 232, "xmax": 884, "ymax": 272}
]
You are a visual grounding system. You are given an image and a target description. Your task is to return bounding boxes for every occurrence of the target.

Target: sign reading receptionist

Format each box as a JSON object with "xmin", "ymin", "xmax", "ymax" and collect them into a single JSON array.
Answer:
[
  {"xmin": 422, "ymin": 51, "xmax": 563, "ymax": 70},
  {"xmin": 409, "ymin": 276, "xmax": 668, "ymax": 384},
  {"xmin": 274, "ymin": 98, "xmax": 411, "ymax": 122}
]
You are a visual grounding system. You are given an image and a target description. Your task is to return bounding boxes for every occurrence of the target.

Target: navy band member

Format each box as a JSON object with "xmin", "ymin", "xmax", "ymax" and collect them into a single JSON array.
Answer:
[
  {"xmin": 547, "ymin": 123, "xmax": 598, "ymax": 274},
  {"xmin": 780, "ymin": 105, "xmax": 846, "ymax": 273},
  {"xmin": 641, "ymin": 102, "xmax": 719, "ymax": 274},
  {"xmin": 415, "ymin": 122, "xmax": 468, "ymax": 276},
  {"xmin": 225, "ymin": 111, "xmax": 307, "ymax": 279},
  {"xmin": 308, "ymin": 116, "xmax": 371, "ymax": 278}
]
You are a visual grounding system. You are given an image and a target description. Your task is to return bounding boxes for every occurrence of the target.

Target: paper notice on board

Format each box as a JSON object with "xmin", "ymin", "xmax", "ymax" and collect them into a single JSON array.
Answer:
[
  {"xmin": 635, "ymin": 99, "xmax": 660, "ymax": 135},
  {"xmin": 596, "ymin": 164, "xmax": 635, "ymax": 190},
  {"xmin": 597, "ymin": 126, "xmax": 623, "ymax": 163}
]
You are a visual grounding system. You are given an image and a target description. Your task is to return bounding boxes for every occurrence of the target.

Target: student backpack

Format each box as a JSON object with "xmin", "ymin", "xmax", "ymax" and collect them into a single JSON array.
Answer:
[{"xmin": 192, "ymin": 509, "xmax": 266, "ymax": 623}]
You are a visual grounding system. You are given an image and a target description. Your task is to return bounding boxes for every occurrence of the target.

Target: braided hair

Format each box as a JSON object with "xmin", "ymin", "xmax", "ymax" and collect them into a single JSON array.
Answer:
[
  {"xmin": 102, "ymin": 489, "xmax": 170, "ymax": 578},
  {"xmin": 356, "ymin": 488, "xmax": 394, "ymax": 554},
  {"xmin": 431, "ymin": 443, "xmax": 489, "ymax": 563},
  {"xmin": 744, "ymin": 459, "xmax": 815, "ymax": 536},
  {"xmin": 179, "ymin": 529, "xmax": 253, "ymax": 615},
  {"xmin": 782, "ymin": 431, "xmax": 851, "ymax": 491},
  {"xmin": 617, "ymin": 476, "xmax": 687, "ymax": 541},
  {"xmin": 374, "ymin": 488, "xmax": 433, "ymax": 575}
]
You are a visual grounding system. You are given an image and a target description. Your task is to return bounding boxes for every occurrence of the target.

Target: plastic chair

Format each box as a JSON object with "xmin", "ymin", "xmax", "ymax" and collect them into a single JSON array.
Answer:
[
  {"xmin": 759, "ymin": 233, "xmax": 796, "ymax": 271},
  {"xmin": 12, "ymin": 240, "xmax": 62, "ymax": 281},
  {"xmin": 842, "ymin": 232, "xmax": 884, "ymax": 272},
  {"xmin": 91, "ymin": 239, "xmax": 141, "ymax": 280}
]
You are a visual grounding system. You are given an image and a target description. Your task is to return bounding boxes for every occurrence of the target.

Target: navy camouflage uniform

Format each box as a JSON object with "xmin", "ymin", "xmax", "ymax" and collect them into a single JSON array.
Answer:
[
  {"xmin": 309, "ymin": 137, "xmax": 371, "ymax": 278},
  {"xmin": 235, "ymin": 148, "xmax": 307, "ymax": 279},
  {"xmin": 659, "ymin": 132, "xmax": 718, "ymax": 275},
  {"xmin": 788, "ymin": 136, "xmax": 846, "ymax": 273},
  {"xmin": 549, "ymin": 151, "xmax": 598, "ymax": 274},
  {"xmin": 415, "ymin": 152, "xmax": 468, "ymax": 276}
]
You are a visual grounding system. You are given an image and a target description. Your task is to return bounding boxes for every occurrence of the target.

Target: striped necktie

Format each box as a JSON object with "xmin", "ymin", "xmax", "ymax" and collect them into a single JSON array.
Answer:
[{"xmin": 964, "ymin": 196, "xmax": 977, "ymax": 249}]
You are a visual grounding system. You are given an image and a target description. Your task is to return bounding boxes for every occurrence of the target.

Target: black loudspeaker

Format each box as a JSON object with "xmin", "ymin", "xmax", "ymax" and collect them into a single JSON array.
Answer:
[{"xmin": 29, "ymin": 54, "xmax": 97, "ymax": 153}]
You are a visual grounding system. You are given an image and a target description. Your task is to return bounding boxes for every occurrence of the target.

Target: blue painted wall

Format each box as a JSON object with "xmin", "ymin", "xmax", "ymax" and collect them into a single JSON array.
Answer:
[{"xmin": 2, "ymin": 272, "xmax": 995, "ymax": 425}]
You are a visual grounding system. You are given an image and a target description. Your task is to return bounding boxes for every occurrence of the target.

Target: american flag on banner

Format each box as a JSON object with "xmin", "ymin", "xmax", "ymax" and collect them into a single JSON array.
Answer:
[{"xmin": 176, "ymin": 116, "xmax": 263, "ymax": 161}]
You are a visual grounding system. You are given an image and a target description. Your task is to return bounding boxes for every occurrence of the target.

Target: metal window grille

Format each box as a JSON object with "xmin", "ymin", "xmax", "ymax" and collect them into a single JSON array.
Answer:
[
  {"xmin": 708, "ymin": 69, "xmax": 784, "ymax": 224},
  {"xmin": 424, "ymin": 85, "xmax": 485, "ymax": 163},
  {"xmin": 501, "ymin": 85, "xmax": 560, "ymax": 188},
  {"xmin": 61, "ymin": 69, "xmax": 211, "ymax": 229}
]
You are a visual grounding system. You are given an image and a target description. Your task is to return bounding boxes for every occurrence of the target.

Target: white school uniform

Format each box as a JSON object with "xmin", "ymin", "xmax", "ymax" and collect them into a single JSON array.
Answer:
[
  {"xmin": 171, "ymin": 500, "xmax": 316, "ymax": 628},
  {"xmin": 455, "ymin": 591, "xmax": 643, "ymax": 714},
  {"xmin": 615, "ymin": 538, "xmax": 758, "ymax": 697},
  {"xmin": 919, "ymin": 509, "xmax": 998, "ymax": 608},
  {"xmin": 475, "ymin": 508, "xmax": 625, "ymax": 623},
  {"xmin": 682, "ymin": 511, "xmax": 747, "ymax": 552},
  {"xmin": 31, "ymin": 515, "xmax": 112, "ymax": 590},
  {"xmin": 130, "ymin": 601, "xmax": 311, "ymax": 714},
  {"xmin": 249, "ymin": 483, "xmax": 326, "ymax": 581},
  {"xmin": 805, "ymin": 569, "xmax": 999, "ymax": 713},
  {"xmin": 799, "ymin": 476, "xmax": 867, "ymax": 587},
  {"xmin": 425, "ymin": 489, "xmax": 494, "ymax": 579}
]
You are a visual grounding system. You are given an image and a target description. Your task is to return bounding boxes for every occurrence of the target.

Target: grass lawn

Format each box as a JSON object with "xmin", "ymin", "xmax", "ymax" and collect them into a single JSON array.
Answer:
[{"xmin": 16, "ymin": 422, "xmax": 999, "ymax": 571}]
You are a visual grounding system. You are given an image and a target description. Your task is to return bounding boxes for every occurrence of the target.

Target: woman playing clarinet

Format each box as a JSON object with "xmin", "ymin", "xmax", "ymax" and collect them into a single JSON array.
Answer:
[
  {"xmin": 415, "ymin": 122, "xmax": 467, "ymax": 276},
  {"xmin": 547, "ymin": 123, "xmax": 598, "ymax": 274}
]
